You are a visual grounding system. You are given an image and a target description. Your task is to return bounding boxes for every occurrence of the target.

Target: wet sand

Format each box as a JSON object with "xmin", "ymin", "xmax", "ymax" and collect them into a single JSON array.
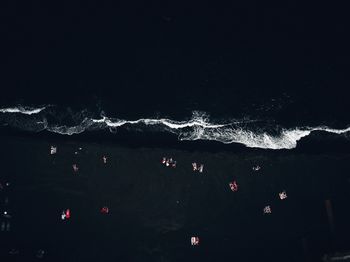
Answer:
[{"xmin": 0, "ymin": 135, "xmax": 350, "ymax": 261}]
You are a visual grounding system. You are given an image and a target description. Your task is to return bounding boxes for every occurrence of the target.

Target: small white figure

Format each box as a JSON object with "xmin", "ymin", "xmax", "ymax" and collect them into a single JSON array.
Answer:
[
  {"xmin": 162, "ymin": 157, "xmax": 176, "ymax": 168},
  {"xmin": 279, "ymin": 190, "xmax": 287, "ymax": 200},
  {"xmin": 72, "ymin": 164, "xmax": 79, "ymax": 172},
  {"xmin": 198, "ymin": 164, "xmax": 204, "ymax": 173},
  {"xmin": 192, "ymin": 162, "xmax": 197, "ymax": 171},
  {"xmin": 191, "ymin": 236, "xmax": 200, "ymax": 246},
  {"xmin": 263, "ymin": 205, "xmax": 272, "ymax": 214},
  {"xmin": 50, "ymin": 146, "xmax": 57, "ymax": 155},
  {"xmin": 3, "ymin": 211, "xmax": 11, "ymax": 219},
  {"xmin": 252, "ymin": 165, "xmax": 261, "ymax": 171},
  {"xmin": 61, "ymin": 211, "xmax": 66, "ymax": 220}
]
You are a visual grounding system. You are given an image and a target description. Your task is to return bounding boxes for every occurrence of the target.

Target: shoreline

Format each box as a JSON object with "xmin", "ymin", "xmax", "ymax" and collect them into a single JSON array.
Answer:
[{"xmin": 1, "ymin": 127, "xmax": 350, "ymax": 155}]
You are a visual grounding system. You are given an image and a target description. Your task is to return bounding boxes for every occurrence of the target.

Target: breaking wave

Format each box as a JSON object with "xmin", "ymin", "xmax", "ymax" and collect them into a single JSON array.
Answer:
[
  {"xmin": 0, "ymin": 106, "xmax": 47, "ymax": 115},
  {"xmin": 0, "ymin": 105, "xmax": 349, "ymax": 150}
]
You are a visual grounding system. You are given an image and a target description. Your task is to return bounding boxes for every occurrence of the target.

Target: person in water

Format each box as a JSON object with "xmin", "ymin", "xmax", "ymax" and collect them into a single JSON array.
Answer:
[
  {"xmin": 252, "ymin": 165, "xmax": 261, "ymax": 171},
  {"xmin": 191, "ymin": 237, "xmax": 200, "ymax": 246},
  {"xmin": 263, "ymin": 205, "xmax": 272, "ymax": 214},
  {"xmin": 279, "ymin": 190, "xmax": 287, "ymax": 200},
  {"xmin": 72, "ymin": 164, "xmax": 79, "ymax": 172},
  {"xmin": 229, "ymin": 181, "xmax": 238, "ymax": 191},
  {"xmin": 50, "ymin": 146, "xmax": 57, "ymax": 155}
]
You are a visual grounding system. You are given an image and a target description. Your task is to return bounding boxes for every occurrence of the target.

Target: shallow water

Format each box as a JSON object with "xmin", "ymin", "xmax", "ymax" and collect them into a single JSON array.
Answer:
[{"xmin": 0, "ymin": 135, "xmax": 349, "ymax": 261}]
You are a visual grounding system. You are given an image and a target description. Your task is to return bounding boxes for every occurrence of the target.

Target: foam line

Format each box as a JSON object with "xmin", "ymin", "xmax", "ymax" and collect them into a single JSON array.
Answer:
[
  {"xmin": 1, "ymin": 105, "xmax": 349, "ymax": 149},
  {"xmin": 0, "ymin": 106, "xmax": 46, "ymax": 115}
]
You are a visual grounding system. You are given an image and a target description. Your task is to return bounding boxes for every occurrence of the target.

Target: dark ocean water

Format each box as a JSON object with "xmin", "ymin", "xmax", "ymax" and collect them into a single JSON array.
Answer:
[
  {"xmin": 1, "ymin": 135, "xmax": 350, "ymax": 261},
  {"xmin": 1, "ymin": 2, "xmax": 350, "ymax": 150},
  {"xmin": 1, "ymin": 2, "xmax": 350, "ymax": 261}
]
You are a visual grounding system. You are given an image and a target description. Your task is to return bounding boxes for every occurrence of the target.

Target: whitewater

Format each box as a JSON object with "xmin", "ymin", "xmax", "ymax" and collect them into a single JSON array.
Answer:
[{"xmin": 0, "ymin": 105, "xmax": 349, "ymax": 150}]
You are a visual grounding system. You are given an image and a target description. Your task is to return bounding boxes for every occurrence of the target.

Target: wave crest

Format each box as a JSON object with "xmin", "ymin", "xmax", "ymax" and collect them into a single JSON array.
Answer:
[
  {"xmin": 0, "ymin": 106, "xmax": 349, "ymax": 150},
  {"xmin": 0, "ymin": 106, "xmax": 47, "ymax": 115}
]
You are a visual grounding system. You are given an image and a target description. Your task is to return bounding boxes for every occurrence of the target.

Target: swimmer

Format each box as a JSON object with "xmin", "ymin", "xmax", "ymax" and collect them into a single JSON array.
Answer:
[
  {"xmin": 50, "ymin": 146, "xmax": 57, "ymax": 155},
  {"xmin": 229, "ymin": 181, "xmax": 238, "ymax": 192},
  {"xmin": 279, "ymin": 190, "xmax": 287, "ymax": 200},
  {"xmin": 192, "ymin": 162, "xmax": 197, "ymax": 171},
  {"xmin": 72, "ymin": 164, "xmax": 79, "ymax": 172},
  {"xmin": 263, "ymin": 205, "xmax": 272, "ymax": 214},
  {"xmin": 191, "ymin": 237, "xmax": 200, "ymax": 246},
  {"xmin": 252, "ymin": 165, "xmax": 261, "ymax": 171},
  {"xmin": 198, "ymin": 164, "xmax": 204, "ymax": 173},
  {"xmin": 101, "ymin": 206, "xmax": 109, "ymax": 214},
  {"xmin": 65, "ymin": 209, "xmax": 71, "ymax": 219},
  {"xmin": 61, "ymin": 211, "xmax": 66, "ymax": 220},
  {"xmin": 102, "ymin": 156, "xmax": 107, "ymax": 164},
  {"xmin": 162, "ymin": 157, "xmax": 166, "ymax": 164}
]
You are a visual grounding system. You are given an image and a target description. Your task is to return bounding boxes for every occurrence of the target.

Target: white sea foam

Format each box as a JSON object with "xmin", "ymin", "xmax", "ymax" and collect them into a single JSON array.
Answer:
[
  {"xmin": 89, "ymin": 115, "xmax": 350, "ymax": 149},
  {"xmin": 0, "ymin": 106, "xmax": 46, "ymax": 115},
  {"xmin": 179, "ymin": 127, "xmax": 313, "ymax": 149},
  {"xmin": 1, "ymin": 106, "xmax": 349, "ymax": 149}
]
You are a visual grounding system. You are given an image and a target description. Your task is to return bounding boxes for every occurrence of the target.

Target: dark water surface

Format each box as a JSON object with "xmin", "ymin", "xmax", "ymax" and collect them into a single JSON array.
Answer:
[
  {"xmin": 1, "ymin": 2, "xmax": 350, "ymax": 261},
  {"xmin": 1, "ymin": 135, "xmax": 349, "ymax": 261}
]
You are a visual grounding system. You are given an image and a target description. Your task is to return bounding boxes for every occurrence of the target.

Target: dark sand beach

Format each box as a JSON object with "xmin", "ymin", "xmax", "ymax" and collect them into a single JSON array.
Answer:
[{"xmin": 1, "ymin": 135, "xmax": 350, "ymax": 261}]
